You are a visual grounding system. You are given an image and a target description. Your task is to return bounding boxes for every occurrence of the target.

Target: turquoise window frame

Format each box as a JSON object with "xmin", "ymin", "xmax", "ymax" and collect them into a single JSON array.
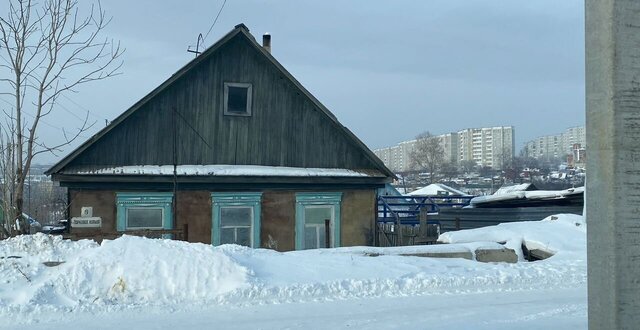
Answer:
[
  {"xmin": 295, "ymin": 192, "xmax": 342, "ymax": 250},
  {"xmin": 116, "ymin": 192, "xmax": 173, "ymax": 231},
  {"xmin": 211, "ymin": 192, "xmax": 262, "ymax": 247}
]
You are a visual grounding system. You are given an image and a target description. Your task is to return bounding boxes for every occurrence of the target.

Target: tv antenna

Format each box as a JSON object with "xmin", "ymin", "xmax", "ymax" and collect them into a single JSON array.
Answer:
[{"xmin": 187, "ymin": 33, "xmax": 204, "ymax": 57}]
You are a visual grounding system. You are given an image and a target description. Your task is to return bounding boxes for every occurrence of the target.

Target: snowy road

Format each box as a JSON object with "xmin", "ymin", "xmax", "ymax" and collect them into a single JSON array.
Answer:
[{"xmin": 7, "ymin": 286, "xmax": 586, "ymax": 330}]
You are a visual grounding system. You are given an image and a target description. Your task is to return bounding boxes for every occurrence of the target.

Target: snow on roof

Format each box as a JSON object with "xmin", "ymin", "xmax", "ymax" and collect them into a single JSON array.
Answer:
[
  {"xmin": 471, "ymin": 186, "xmax": 584, "ymax": 205},
  {"xmin": 407, "ymin": 183, "xmax": 470, "ymax": 196},
  {"xmin": 62, "ymin": 165, "xmax": 383, "ymax": 178},
  {"xmin": 493, "ymin": 183, "xmax": 533, "ymax": 195}
]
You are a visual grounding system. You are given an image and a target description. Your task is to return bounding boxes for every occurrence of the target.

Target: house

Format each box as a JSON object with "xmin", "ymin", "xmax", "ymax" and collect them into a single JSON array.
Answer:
[{"xmin": 46, "ymin": 24, "xmax": 394, "ymax": 251}]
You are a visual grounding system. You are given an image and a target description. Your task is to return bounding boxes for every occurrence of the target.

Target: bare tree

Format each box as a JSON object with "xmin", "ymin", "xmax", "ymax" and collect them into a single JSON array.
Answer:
[
  {"xmin": 440, "ymin": 161, "xmax": 459, "ymax": 182},
  {"xmin": 410, "ymin": 132, "xmax": 444, "ymax": 184},
  {"xmin": 503, "ymin": 156, "xmax": 525, "ymax": 183},
  {"xmin": 0, "ymin": 0, "xmax": 123, "ymax": 234},
  {"xmin": 0, "ymin": 123, "xmax": 16, "ymax": 237},
  {"xmin": 459, "ymin": 159, "xmax": 477, "ymax": 175}
]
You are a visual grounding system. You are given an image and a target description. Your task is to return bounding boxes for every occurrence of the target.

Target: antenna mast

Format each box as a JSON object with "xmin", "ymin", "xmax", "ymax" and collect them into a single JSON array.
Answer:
[{"xmin": 187, "ymin": 33, "xmax": 204, "ymax": 57}]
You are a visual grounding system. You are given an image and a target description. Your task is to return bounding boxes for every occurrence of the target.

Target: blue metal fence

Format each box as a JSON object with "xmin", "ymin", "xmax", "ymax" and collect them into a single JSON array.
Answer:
[{"xmin": 377, "ymin": 195, "xmax": 474, "ymax": 225}]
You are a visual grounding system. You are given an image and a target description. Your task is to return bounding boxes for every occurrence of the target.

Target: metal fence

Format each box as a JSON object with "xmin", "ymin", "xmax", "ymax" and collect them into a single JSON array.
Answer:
[
  {"xmin": 431, "ymin": 206, "xmax": 583, "ymax": 233},
  {"xmin": 376, "ymin": 195, "xmax": 583, "ymax": 246}
]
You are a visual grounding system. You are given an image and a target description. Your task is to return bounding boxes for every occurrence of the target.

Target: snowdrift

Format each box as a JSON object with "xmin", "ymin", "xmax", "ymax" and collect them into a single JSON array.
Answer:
[
  {"xmin": 0, "ymin": 214, "xmax": 587, "ymax": 317},
  {"xmin": 0, "ymin": 235, "xmax": 249, "ymax": 309}
]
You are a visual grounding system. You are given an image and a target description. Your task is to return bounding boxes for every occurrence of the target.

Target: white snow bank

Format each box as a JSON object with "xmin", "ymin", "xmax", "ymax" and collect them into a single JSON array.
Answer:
[
  {"xmin": 63, "ymin": 165, "xmax": 382, "ymax": 177},
  {"xmin": 0, "ymin": 216, "xmax": 587, "ymax": 320},
  {"xmin": 0, "ymin": 235, "xmax": 249, "ymax": 310},
  {"xmin": 438, "ymin": 213, "xmax": 586, "ymax": 260}
]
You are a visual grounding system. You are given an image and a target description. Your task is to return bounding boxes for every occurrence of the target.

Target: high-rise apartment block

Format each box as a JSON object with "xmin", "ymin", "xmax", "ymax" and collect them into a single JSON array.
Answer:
[
  {"xmin": 373, "ymin": 126, "xmax": 515, "ymax": 173},
  {"xmin": 457, "ymin": 127, "xmax": 515, "ymax": 170},
  {"xmin": 522, "ymin": 126, "xmax": 586, "ymax": 161}
]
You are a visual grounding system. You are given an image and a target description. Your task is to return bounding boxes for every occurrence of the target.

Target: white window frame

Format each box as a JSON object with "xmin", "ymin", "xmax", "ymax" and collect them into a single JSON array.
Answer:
[{"xmin": 223, "ymin": 82, "xmax": 253, "ymax": 116}]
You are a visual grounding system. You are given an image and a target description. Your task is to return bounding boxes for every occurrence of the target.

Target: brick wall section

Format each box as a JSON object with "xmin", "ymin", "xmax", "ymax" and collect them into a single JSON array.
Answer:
[
  {"xmin": 67, "ymin": 188, "xmax": 377, "ymax": 250},
  {"xmin": 340, "ymin": 190, "xmax": 376, "ymax": 247},
  {"xmin": 176, "ymin": 191, "xmax": 212, "ymax": 244},
  {"xmin": 69, "ymin": 189, "xmax": 116, "ymax": 233},
  {"xmin": 260, "ymin": 191, "xmax": 295, "ymax": 251}
]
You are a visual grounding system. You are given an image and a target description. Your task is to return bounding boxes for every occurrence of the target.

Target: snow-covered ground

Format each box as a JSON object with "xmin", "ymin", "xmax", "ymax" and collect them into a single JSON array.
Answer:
[{"xmin": 0, "ymin": 214, "xmax": 587, "ymax": 329}]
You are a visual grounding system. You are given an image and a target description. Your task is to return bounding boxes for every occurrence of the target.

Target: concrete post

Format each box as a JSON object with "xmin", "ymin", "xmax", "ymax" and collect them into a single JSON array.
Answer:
[{"xmin": 586, "ymin": 1, "xmax": 640, "ymax": 329}]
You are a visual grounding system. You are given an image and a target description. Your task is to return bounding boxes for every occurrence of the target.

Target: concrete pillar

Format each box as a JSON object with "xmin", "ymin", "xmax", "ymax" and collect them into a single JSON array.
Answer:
[{"xmin": 586, "ymin": 1, "xmax": 640, "ymax": 329}]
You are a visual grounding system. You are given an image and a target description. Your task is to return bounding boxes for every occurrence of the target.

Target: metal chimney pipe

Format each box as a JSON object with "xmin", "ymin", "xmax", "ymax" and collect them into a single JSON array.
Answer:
[{"xmin": 263, "ymin": 33, "xmax": 271, "ymax": 53}]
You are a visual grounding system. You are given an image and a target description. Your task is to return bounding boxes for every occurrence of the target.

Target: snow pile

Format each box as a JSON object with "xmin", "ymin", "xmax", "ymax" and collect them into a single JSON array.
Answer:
[
  {"xmin": 0, "ymin": 215, "xmax": 587, "ymax": 321},
  {"xmin": 0, "ymin": 235, "xmax": 249, "ymax": 311},
  {"xmin": 438, "ymin": 213, "xmax": 586, "ymax": 260}
]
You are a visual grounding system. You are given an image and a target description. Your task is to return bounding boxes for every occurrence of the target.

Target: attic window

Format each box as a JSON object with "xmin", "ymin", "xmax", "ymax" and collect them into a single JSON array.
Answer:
[{"xmin": 224, "ymin": 82, "xmax": 252, "ymax": 116}]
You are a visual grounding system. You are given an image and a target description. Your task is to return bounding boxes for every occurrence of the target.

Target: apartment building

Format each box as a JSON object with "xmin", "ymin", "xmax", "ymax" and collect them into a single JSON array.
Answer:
[
  {"xmin": 522, "ymin": 126, "xmax": 586, "ymax": 161},
  {"xmin": 458, "ymin": 126, "xmax": 515, "ymax": 170},
  {"xmin": 373, "ymin": 126, "xmax": 514, "ymax": 172},
  {"xmin": 373, "ymin": 140, "xmax": 416, "ymax": 172}
]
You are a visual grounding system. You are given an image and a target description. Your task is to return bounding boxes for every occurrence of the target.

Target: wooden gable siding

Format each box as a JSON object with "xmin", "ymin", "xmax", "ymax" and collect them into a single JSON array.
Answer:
[{"xmin": 67, "ymin": 34, "xmax": 375, "ymax": 170}]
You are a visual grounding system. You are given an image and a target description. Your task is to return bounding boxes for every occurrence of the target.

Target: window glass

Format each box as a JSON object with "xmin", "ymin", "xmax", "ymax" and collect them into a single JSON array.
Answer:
[
  {"xmin": 127, "ymin": 208, "xmax": 163, "ymax": 228},
  {"xmin": 304, "ymin": 207, "xmax": 332, "ymax": 225},
  {"xmin": 220, "ymin": 207, "xmax": 253, "ymax": 246},
  {"xmin": 303, "ymin": 206, "xmax": 332, "ymax": 249},
  {"xmin": 227, "ymin": 86, "xmax": 249, "ymax": 113},
  {"xmin": 221, "ymin": 207, "xmax": 252, "ymax": 226},
  {"xmin": 304, "ymin": 224, "xmax": 327, "ymax": 249}
]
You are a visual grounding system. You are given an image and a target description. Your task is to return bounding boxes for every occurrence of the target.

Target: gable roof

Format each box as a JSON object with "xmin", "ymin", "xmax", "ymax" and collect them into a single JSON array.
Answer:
[{"xmin": 46, "ymin": 23, "xmax": 394, "ymax": 178}]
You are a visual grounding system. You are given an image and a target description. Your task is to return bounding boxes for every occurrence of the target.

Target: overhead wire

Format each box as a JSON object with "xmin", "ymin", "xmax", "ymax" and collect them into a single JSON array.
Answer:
[
  {"xmin": 0, "ymin": 52, "xmax": 111, "ymax": 124},
  {"xmin": 0, "ymin": 96, "xmax": 91, "ymax": 139},
  {"xmin": 201, "ymin": 0, "xmax": 228, "ymax": 45}
]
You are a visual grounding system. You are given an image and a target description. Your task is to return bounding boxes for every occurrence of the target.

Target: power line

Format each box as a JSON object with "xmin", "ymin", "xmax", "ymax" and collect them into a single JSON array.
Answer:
[
  {"xmin": 202, "ymin": 0, "xmax": 228, "ymax": 44},
  {"xmin": 58, "ymin": 93, "xmax": 110, "ymax": 122},
  {"xmin": 0, "ymin": 52, "xmax": 110, "ymax": 123},
  {"xmin": 0, "ymin": 96, "xmax": 91, "ymax": 139}
]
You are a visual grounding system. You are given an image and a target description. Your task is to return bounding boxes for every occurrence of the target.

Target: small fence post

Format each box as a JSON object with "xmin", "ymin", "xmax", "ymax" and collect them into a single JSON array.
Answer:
[
  {"xmin": 455, "ymin": 217, "xmax": 460, "ymax": 231},
  {"xmin": 418, "ymin": 207, "xmax": 428, "ymax": 243}
]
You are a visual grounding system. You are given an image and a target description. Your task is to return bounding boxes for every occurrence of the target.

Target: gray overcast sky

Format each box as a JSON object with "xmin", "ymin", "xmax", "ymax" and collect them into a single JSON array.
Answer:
[{"xmin": 9, "ymin": 0, "xmax": 585, "ymax": 165}]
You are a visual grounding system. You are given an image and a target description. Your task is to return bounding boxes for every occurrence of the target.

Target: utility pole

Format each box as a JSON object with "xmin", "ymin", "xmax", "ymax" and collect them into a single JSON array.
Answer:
[{"xmin": 586, "ymin": 1, "xmax": 640, "ymax": 328}]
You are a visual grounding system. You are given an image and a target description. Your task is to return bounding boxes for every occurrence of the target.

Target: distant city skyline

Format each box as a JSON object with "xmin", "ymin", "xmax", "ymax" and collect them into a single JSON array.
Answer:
[{"xmin": 521, "ymin": 125, "xmax": 586, "ymax": 161}]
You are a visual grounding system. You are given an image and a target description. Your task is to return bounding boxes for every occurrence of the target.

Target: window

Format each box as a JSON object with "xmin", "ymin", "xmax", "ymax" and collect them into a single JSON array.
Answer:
[
  {"xmin": 220, "ymin": 207, "xmax": 253, "ymax": 246},
  {"xmin": 295, "ymin": 193, "xmax": 342, "ymax": 250},
  {"xmin": 116, "ymin": 192, "xmax": 173, "ymax": 231},
  {"xmin": 303, "ymin": 206, "xmax": 333, "ymax": 249},
  {"xmin": 126, "ymin": 208, "xmax": 164, "ymax": 229},
  {"xmin": 211, "ymin": 192, "xmax": 262, "ymax": 247},
  {"xmin": 223, "ymin": 82, "xmax": 252, "ymax": 116}
]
